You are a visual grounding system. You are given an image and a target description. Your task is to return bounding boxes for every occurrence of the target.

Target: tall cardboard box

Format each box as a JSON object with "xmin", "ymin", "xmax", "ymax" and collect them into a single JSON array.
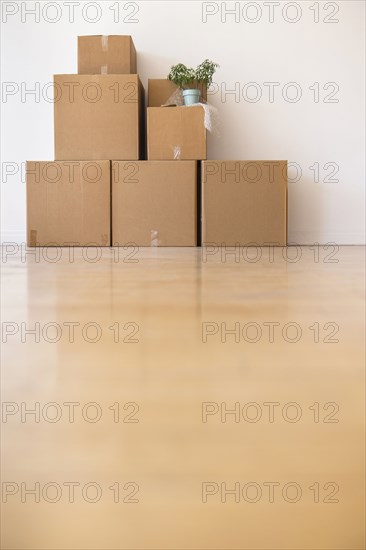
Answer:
[
  {"xmin": 26, "ymin": 161, "xmax": 110, "ymax": 246},
  {"xmin": 78, "ymin": 35, "xmax": 137, "ymax": 74},
  {"xmin": 147, "ymin": 107, "xmax": 206, "ymax": 160},
  {"xmin": 148, "ymin": 79, "xmax": 207, "ymax": 107},
  {"xmin": 112, "ymin": 161, "xmax": 197, "ymax": 246},
  {"xmin": 54, "ymin": 74, "xmax": 144, "ymax": 160},
  {"xmin": 202, "ymin": 161, "xmax": 287, "ymax": 246}
]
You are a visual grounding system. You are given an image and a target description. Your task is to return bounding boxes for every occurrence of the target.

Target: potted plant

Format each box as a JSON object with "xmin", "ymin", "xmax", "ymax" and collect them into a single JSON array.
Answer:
[{"xmin": 168, "ymin": 59, "xmax": 219, "ymax": 105}]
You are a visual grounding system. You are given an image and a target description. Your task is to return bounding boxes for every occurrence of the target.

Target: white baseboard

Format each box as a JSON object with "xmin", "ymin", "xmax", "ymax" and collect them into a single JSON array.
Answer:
[
  {"xmin": 288, "ymin": 231, "xmax": 365, "ymax": 245},
  {"xmin": 1, "ymin": 230, "xmax": 365, "ymax": 246},
  {"xmin": 1, "ymin": 231, "xmax": 26, "ymax": 245}
]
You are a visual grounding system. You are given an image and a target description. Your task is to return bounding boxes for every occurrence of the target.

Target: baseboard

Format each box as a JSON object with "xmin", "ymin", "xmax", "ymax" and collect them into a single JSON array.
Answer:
[
  {"xmin": 288, "ymin": 231, "xmax": 366, "ymax": 245},
  {"xmin": 1, "ymin": 230, "xmax": 26, "ymax": 245},
  {"xmin": 1, "ymin": 230, "xmax": 365, "ymax": 246}
]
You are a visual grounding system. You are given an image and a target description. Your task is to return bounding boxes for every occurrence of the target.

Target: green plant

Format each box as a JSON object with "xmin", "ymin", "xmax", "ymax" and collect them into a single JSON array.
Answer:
[
  {"xmin": 195, "ymin": 59, "xmax": 219, "ymax": 89},
  {"xmin": 168, "ymin": 59, "xmax": 219, "ymax": 90},
  {"xmin": 167, "ymin": 63, "xmax": 196, "ymax": 89}
]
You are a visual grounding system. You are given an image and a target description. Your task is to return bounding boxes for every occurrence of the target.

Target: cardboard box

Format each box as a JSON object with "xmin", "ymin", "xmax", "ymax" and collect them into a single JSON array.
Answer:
[
  {"xmin": 54, "ymin": 74, "xmax": 144, "ymax": 160},
  {"xmin": 202, "ymin": 161, "xmax": 288, "ymax": 246},
  {"xmin": 112, "ymin": 161, "xmax": 197, "ymax": 246},
  {"xmin": 26, "ymin": 160, "xmax": 110, "ymax": 246},
  {"xmin": 148, "ymin": 79, "xmax": 207, "ymax": 107},
  {"xmin": 78, "ymin": 35, "xmax": 137, "ymax": 74},
  {"xmin": 147, "ymin": 107, "xmax": 206, "ymax": 160}
]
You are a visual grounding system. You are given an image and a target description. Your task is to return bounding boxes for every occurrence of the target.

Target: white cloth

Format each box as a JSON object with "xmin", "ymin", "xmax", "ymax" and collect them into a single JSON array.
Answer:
[
  {"xmin": 187, "ymin": 102, "xmax": 220, "ymax": 136},
  {"xmin": 163, "ymin": 89, "xmax": 220, "ymax": 136}
]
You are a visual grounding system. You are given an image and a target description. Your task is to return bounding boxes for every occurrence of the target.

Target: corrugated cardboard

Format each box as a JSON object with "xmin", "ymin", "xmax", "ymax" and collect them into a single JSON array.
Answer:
[
  {"xmin": 54, "ymin": 74, "xmax": 144, "ymax": 160},
  {"xmin": 202, "ymin": 161, "xmax": 288, "ymax": 246},
  {"xmin": 78, "ymin": 35, "xmax": 137, "ymax": 74},
  {"xmin": 26, "ymin": 160, "xmax": 110, "ymax": 246},
  {"xmin": 112, "ymin": 161, "xmax": 197, "ymax": 246},
  {"xmin": 147, "ymin": 107, "xmax": 206, "ymax": 160},
  {"xmin": 148, "ymin": 79, "xmax": 207, "ymax": 107}
]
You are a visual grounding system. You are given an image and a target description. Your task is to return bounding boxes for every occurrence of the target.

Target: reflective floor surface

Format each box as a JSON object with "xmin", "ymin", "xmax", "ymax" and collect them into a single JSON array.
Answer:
[{"xmin": 1, "ymin": 245, "xmax": 365, "ymax": 549}]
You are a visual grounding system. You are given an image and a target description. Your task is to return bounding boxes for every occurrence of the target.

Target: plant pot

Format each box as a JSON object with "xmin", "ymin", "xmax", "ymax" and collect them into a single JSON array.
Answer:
[{"xmin": 183, "ymin": 89, "xmax": 201, "ymax": 106}]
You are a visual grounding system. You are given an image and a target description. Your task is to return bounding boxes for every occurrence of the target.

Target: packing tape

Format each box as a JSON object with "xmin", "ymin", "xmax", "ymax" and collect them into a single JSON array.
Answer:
[
  {"xmin": 172, "ymin": 146, "xmax": 181, "ymax": 160},
  {"xmin": 101, "ymin": 65, "xmax": 108, "ymax": 75},
  {"xmin": 101, "ymin": 234, "xmax": 108, "ymax": 246},
  {"xmin": 29, "ymin": 230, "xmax": 37, "ymax": 247},
  {"xmin": 150, "ymin": 230, "xmax": 159, "ymax": 247},
  {"xmin": 101, "ymin": 35, "xmax": 109, "ymax": 52}
]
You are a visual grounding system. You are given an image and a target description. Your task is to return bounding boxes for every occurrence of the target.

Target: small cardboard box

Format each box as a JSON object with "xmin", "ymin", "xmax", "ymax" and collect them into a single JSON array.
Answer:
[
  {"xmin": 147, "ymin": 107, "xmax": 206, "ymax": 160},
  {"xmin": 202, "ymin": 160, "xmax": 288, "ymax": 246},
  {"xmin": 78, "ymin": 35, "xmax": 137, "ymax": 74},
  {"xmin": 26, "ymin": 160, "xmax": 110, "ymax": 246},
  {"xmin": 54, "ymin": 74, "xmax": 144, "ymax": 160},
  {"xmin": 148, "ymin": 79, "xmax": 207, "ymax": 107},
  {"xmin": 112, "ymin": 161, "xmax": 197, "ymax": 246}
]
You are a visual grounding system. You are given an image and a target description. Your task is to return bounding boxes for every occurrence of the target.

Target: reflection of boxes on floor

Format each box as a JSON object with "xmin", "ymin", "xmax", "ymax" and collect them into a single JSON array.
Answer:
[
  {"xmin": 147, "ymin": 107, "xmax": 206, "ymax": 160},
  {"xmin": 54, "ymin": 74, "xmax": 144, "ymax": 160},
  {"xmin": 201, "ymin": 161, "xmax": 288, "ymax": 246},
  {"xmin": 112, "ymin": 161, "xmax": 197, "ymax": 246},
  {"xmin": 78, "ymin": 35, "xmax": 137, "ymax": 74},
  {"xmin": 148, "ymin": 79, "xmax": 207, "ymax": 106},
  {"xmin": 26, "ymin": 161, "xmax": 110, "ymax": 246}
]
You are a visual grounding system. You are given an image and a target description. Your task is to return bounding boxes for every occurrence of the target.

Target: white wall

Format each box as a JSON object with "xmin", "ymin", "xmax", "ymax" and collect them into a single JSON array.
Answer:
[{"xmin": 1, "ymin": 0, "xmax": 365, "ymax": 244}]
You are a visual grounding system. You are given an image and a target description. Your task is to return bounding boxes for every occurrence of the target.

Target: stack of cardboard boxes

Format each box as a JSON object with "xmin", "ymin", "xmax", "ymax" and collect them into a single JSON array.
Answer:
[{"xmin": 27, "ymin": 35, "xmax": 287, "ymax": 247}]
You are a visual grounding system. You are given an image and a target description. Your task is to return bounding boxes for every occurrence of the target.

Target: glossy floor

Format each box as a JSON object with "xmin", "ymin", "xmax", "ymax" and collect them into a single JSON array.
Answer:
[{"xmin": 1, "ymin": 245, "xmax": 365, "ymax": 549}]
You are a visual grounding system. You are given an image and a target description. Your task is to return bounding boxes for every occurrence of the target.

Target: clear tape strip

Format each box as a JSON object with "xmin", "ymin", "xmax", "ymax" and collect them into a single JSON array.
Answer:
[
  {"xmin": 101, "ymin": 35, "xmax": 109, "ymax": 52},
  {"xmin": 150, "ymin": 230, "xmax": 159, "ymax": 247},
  {"xmin": 172, "ymin": 146, "xmax": 181, "ymax": 160}
]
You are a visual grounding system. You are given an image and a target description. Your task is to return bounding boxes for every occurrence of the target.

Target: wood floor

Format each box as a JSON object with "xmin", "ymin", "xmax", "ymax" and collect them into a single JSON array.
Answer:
[{"xmin": 1, "ymin": 245, "xmax": 365, "ymax": 550}]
